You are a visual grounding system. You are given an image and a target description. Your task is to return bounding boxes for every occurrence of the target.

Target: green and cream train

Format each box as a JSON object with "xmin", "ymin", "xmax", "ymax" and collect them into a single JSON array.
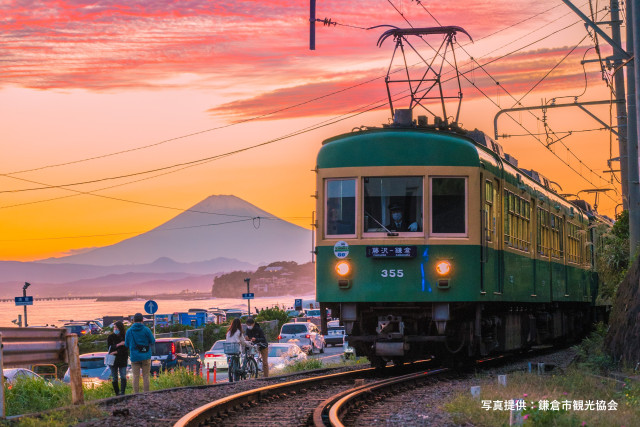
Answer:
[{"xmin": 315, "ymin": 111, "xmax": 610, "ymax": 367}]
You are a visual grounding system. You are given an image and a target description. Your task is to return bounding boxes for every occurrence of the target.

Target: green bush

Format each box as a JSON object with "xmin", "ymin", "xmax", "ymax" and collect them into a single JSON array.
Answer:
[
  {"xmin": 596, "ymin": 210, "xmax": 630, "ymax": 302},
  {"xmin": 3, "ymin": 378, "xmax": 71, "ymax": 416},
  {"xmin": 203, "ymin": 322, "xmax": 229, "ymax": 351},
  {"xmin": 573, "ymin": 322, "xmax": 616, "ymax": 374},
  {"xmin": 78, "ymin": 334, "xmax": 109, "ymax": 354},
  {"xmin": 256, "ymin": 307, "xmax": 289, "ymax": 341}
]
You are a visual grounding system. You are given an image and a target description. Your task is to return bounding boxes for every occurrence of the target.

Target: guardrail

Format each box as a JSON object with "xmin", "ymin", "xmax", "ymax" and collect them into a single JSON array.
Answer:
[{"xmin": 0, "ymin": 327, "xmax": 83, "ymax": 418}]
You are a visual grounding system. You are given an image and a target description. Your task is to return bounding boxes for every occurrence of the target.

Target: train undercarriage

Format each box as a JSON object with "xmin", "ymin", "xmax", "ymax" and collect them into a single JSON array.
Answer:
[{"xmin": 324, "ymin": 301, "xmax": 604, "ymax": 368}]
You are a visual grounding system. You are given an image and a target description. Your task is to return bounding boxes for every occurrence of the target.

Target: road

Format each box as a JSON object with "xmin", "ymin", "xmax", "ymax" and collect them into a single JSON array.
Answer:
[{"xmin": 200, "ymin": 342, "xmax": 346, "ymax": 383}]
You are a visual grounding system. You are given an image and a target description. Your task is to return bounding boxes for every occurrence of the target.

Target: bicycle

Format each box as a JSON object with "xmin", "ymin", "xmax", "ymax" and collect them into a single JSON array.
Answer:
[{"xmin": 224, "ymin": 342, "xmax": 260, "ymax": 382}]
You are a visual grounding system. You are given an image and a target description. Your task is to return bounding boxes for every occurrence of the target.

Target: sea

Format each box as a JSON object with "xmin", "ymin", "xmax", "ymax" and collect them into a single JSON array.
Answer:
[{"xmin": 0, "ymin": 294, "xmax": 314, "ymax": 327}]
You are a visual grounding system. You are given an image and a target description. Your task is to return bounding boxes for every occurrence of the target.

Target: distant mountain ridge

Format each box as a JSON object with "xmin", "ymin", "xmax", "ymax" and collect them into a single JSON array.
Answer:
[
  {"xmin": 0, "ymin": 195, "xmax": 312, "ymax": 298},
  {"xmin": 40, "ymin": 195, "xmax": 312, "ymax": 266}
]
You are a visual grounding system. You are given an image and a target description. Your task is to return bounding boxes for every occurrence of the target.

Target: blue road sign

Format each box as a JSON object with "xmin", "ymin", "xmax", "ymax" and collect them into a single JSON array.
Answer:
[
  {"xmin": 242, "ymin": 293, "xmax": 254, "ymax": 299},
  {"xmin": 15, "ymin": 296, "xmax": 33, "ymax": 306},
  {"xmin": 294, "ymin": 299, "xmax": 302, "ymax": 309},
  {"xmin": 144, "ymin": 300, "xmax": 159, "ymax": 314}
]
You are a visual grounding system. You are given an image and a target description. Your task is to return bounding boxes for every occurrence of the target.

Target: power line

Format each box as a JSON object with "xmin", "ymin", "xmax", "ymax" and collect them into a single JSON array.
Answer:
[
  {"xmin": 0, "ymin": 218, "xmax": 256, "ymax": 242},
  {"xmin": 2, "ymin": 3, "xmax": 588, "ymax": 178}
]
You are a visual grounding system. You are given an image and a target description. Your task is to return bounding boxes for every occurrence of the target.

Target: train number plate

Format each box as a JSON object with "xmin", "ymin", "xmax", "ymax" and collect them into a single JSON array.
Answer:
[{"xmin": 366, "ymin": 246, "xmax": 416, "ymax": 258}]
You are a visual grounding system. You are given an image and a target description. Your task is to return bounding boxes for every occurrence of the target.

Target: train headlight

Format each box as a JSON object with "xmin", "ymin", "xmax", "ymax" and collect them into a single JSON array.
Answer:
[
  {"xmin": 336, "ymin": 261, "xmax": 351, "ymax": 276},
  {"xmin": 435, "ymin": 260, "xmax": 452, "ymax": 276}
]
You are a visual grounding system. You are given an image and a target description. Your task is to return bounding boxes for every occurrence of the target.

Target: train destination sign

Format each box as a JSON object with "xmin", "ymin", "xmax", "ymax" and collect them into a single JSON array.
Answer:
[{"xmin": 366, "ymin": 246, "xmax": 417, "ymax": 258}]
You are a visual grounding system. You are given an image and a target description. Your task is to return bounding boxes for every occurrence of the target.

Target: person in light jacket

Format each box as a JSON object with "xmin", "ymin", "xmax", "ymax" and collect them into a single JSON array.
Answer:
[
  {"xmin": 124, "ymin": 313, "xmax": 155, "ymax": 393},
  {"xmin": 226, "ymin": 318, "xmax": 246, "ymax": 382}
]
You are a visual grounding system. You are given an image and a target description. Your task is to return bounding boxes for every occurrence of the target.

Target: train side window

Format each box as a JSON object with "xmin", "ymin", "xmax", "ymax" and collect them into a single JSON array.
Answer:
[
  {"xmin": 325, "ymin": 179, "xmax": 356, "ymax": 237},
  {"xmin": 430, "ymin": 177, "xmax": 467, "ymax": 236},
  {"xmin": 362, "ymin": 176, "xmax": 423, "ymax": 234}
]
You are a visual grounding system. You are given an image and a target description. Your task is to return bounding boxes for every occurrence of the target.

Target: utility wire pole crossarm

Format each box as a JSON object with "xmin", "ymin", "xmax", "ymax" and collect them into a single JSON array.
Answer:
[{"xmin": 561, "ymin": 0, "xmax": 640, "ymax": 254}]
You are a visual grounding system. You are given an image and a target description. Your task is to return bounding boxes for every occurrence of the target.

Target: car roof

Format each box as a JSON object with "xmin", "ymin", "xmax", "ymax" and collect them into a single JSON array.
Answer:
[
  {"xmin": 80, "ymin": 352, "xmax": 108, "ymax": 358},
  {"xmin": 156, "ymin": 337, "xmax": 191, "ymax": 342}
]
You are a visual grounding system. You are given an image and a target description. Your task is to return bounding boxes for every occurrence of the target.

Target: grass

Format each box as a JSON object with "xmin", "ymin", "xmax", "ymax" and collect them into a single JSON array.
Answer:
[
  {"xmin": 1, "ymin": 367, "xmax": 206, "ymax": 425},
  {"xmin": 444, "ymin": 368, "xmax": 640, "ymax": 426}
]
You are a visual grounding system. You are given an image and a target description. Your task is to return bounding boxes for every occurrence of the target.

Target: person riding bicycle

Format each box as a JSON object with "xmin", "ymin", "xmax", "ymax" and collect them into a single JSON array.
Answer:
[
  {"xmin": 226, "ymin": 318, "xmax": 247, "ymax": 382},
  {"xmin": 245, "ymin": 317, "xmax": 269, "ymax": 378}
]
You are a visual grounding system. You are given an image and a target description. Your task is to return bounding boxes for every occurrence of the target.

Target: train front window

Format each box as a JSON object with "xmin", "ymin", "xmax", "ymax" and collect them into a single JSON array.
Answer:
[
  {"xmin": 325, "ymin": 179, "xmax": 356, "ymax": 237},
  {"xmin": 363, "ymin": 177, "xmax": 423, "ymax": 234},
  {"xmin": 430, "ymin": 177, "xmax": 467, "ymax": 236}
]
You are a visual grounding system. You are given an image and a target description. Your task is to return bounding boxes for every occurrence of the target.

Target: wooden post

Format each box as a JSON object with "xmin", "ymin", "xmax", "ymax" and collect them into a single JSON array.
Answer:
[
  {"xmin": 1, "ymin": 333, "xmax": 6, "ymax": 418},
  {"xmin": 65, "ymin": 334, "xmax": 84, "ymax": 405}
]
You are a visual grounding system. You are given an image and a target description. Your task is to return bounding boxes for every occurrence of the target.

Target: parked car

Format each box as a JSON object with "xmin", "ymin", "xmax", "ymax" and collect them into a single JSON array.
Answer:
[
  {"xmin": 286, "ymin": 310, "xmax": 300, "ymax": 318},
  {"xmin": 325, "ymin": 326, "xmax": 345, "ymax": 347},
  {"xmin": 63, "ymin": 323, "xmax": 91, "ymax": 336},
  {"xmin": 262, "ymin": 343, "xmax": 307, "ymax": 371},
  {"xmin": 151, "ymin": 338, "xmax": 201, "ymax": 375},
  {"xmin": 63, "ymin": 352, "xmax": 131, "ymax": 385},
  {"xmin": 278, "ymin": 322, "xmax": 325, "ymax": 355},
  {"xmin": 3, "ymin": 368, "xmax": 48, "ymax": 385},
  {"xmin": 204, "ymin": 340, "xmax": 228, "ymax": 370}
]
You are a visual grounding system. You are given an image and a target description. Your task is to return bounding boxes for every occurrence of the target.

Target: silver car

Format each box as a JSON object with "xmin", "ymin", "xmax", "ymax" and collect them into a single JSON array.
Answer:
[{"xmin": 278, "ymin": 322, "xmax": 325, "ymax": 355}]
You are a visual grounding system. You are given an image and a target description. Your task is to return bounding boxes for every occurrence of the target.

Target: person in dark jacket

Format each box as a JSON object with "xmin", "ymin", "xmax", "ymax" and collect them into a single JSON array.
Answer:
[
  {"xmin": 107, "ymin": 321, "xmax": 129, "ymax": 395},
  {"xmin": 385, "ymin": 203, "xmax": 419, "ymax": 232},
  {"xmin": 245, "ymin": 317, "xmax": 269, "ymax": 377},
  {"xmin": 124, "ymin": 313, "xmax": 155, "ymax": 393}
]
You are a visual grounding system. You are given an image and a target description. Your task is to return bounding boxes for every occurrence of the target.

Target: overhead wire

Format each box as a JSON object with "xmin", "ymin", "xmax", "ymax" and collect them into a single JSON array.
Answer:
[{"xmin": 395, "ymin": 0, "xmax": 619, "ymax": 204}]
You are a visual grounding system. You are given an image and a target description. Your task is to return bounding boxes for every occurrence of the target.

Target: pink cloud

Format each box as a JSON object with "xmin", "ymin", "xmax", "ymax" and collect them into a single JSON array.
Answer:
[{"xmin": 0, "ymin": 0, "xmax": 574, "ymax": 90}]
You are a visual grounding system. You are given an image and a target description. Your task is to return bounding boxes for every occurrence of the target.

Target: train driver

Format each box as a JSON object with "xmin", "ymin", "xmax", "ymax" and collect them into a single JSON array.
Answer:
[{"xmin": 386, "ymin": 203, "xmax": 419, "ymax": 232}]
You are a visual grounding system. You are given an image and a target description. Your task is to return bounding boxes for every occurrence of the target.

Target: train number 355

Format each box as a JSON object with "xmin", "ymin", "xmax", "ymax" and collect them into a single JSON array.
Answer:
[{"xmin": 381, "ymin": 269, "xmax": 404, "ymax": 278}]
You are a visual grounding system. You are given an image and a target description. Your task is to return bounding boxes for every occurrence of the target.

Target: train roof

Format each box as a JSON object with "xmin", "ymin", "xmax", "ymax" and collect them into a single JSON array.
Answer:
[{"xmin": 318, "ymin": 125, "xmax": 604, "ymax": 224}]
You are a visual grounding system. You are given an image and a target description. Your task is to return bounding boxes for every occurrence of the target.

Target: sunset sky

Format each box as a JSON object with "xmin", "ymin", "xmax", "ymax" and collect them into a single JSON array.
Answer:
[{"xmin": 0, "ymin": 0, "xmax": 625, "ymax": 261}]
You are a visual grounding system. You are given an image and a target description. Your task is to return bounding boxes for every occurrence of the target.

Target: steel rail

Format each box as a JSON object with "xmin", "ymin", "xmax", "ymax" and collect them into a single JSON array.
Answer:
[
  {"xmin": 173, "ymin": 367, "xmax": 376, "ymax": 427},
  {"xmin": 323, "ymin": 368, "xmax": 449, "ymax": 427}
]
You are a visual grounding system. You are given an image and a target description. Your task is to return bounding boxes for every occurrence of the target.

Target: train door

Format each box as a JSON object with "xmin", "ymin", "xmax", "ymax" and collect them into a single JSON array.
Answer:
[
  {"xmin": 535, "ymin": 206, "xmax": 552, "ymax": 300},
  {"xmin": 481, "ymin": 178, "xmax": 500, "ymax": 294}
]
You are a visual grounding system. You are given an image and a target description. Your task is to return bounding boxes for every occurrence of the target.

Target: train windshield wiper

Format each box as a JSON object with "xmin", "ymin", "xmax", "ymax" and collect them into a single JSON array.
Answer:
[{"xmin": 365, "ymin": 211, "xmax": 397, "ymax": 236}]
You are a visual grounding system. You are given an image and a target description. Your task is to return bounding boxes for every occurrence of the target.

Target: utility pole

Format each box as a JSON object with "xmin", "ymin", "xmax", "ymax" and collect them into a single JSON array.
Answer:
[
  {"xmin": 610, "ymin": 0, "xmax": 629, "ymax": 209},
  {"xmin": 630, "ymin": 0, "xmax": 640, "ymax": 253},
  {"xmin": 562, "ymin": 0, "xmax": 639, "ymax": 253}
]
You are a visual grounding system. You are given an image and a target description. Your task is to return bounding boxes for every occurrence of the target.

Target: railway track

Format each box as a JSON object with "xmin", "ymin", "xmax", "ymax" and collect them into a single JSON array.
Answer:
[
  {"xmin": 313, "ymin": 368, "xmax": 451, "ymax": 427},
  {"xmin": 173, "ymin": 362, "xmax": 437, "ymax": 427},
  {"xmin": 173, "ymin": 345, "xmax": 571, "ymax": 427}
]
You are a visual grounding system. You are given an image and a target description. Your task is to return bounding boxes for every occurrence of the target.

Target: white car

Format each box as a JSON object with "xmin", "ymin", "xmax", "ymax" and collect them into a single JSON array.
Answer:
[
  {"xmin": 3, "ymin": 368, "xmax": 47, "ymax": 384},
  {"xmin": 204, "ymin": 340, "xmax": 229, "ymax": 370},
  {"xmin": 278, "ymin": 322, "xmax": 325, "ymax": 355},
  {"xmin": 262, "ymin": 343, "xmax": 307, "ymax": 371}
]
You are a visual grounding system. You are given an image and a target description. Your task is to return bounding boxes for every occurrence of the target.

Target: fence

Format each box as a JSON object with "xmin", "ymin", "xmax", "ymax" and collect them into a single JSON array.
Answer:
[{"xmin": 0, "ymin": 327, "xmax": 83, "ymax": 417}]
